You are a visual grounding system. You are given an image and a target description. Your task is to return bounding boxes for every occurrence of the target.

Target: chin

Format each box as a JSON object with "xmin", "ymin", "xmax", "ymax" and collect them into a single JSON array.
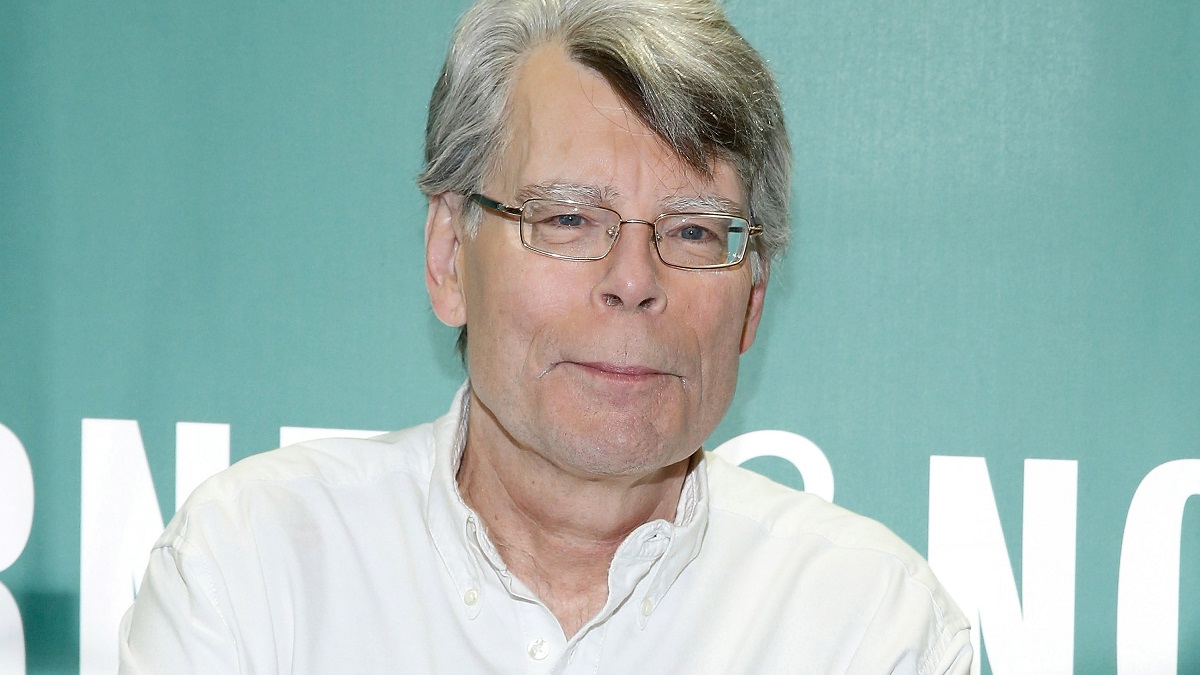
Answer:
[{"xmin": 554, "ymin": 432, "xmax": 691, "ymax": 479}]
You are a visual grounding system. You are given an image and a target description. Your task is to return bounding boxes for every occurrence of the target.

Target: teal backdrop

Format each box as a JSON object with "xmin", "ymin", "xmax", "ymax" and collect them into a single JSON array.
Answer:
[{"xmin": 1, "ymin": 1, "xmax": 1197, "ymax": 673}]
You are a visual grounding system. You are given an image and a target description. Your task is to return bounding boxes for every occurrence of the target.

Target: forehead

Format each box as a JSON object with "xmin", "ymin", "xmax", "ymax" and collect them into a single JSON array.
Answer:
[{"xmin": 491, "ymin": 44, "xmax": 743, "ymax": 210}]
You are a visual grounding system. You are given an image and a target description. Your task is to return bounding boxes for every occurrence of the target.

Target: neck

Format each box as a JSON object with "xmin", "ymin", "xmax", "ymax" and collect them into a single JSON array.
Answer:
[{"xmin": 456, "ymin": 390, "xmax": 692, "ymax": 637}]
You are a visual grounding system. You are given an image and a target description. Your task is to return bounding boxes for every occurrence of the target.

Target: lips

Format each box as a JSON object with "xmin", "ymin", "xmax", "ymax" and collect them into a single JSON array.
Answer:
[{"xmin": 569, "ymin": 361, "xmax": 674, "ymax": 379}]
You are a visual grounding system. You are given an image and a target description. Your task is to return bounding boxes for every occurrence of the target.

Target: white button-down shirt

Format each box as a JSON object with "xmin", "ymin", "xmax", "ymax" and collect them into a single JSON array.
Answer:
[{"xmin": 120, "ymin": 388, "xmax": 971, "ymax": 673}]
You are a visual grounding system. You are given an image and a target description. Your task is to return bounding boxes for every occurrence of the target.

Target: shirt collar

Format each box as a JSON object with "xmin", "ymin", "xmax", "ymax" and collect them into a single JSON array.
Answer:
[
  {"xmin": 634, "ymin": 451, "xmax": 708, "ymax": 628},
  {"xmin": 424, "ymin": 382, "xmax": 711, "ymax": 624},
  {"xmin": 425, "ymin": 384, "xmax": 487, "ymax": 618}
]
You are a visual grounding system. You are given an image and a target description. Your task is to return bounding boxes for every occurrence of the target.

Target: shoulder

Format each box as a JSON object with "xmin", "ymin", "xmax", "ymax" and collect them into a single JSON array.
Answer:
[
  {"xmin": 189, "ymin": 423, "xmax": 435, "ymax": 504},
  {"xmin": 161, "ymin": 422, "xmax": 437, "ymax": 545},
  {"xmin": 706, "ymin": 451, "xmax": 924, "ymax": 568},
  {"xmin": 703, "ymin": 453, "xmax": 972, "ymax": 672}
]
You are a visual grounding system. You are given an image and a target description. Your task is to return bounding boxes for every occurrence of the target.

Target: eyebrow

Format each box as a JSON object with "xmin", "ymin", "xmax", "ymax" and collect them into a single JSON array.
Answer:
[
  {"xmin": 515, "ymin": 182, "xmax": 617, "ymax": 205},
  {"xmin": 516, "ymin": 181, "xmax": 744, "ymax": 216},
  {"xmin": 660, "ymin": 194, "xmax": 744, "ymax": 216}
]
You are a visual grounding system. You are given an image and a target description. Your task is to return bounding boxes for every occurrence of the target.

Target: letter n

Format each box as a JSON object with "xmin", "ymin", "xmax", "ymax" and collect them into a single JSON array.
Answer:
[
  {"xmin": 928, "ymin": 456, "xmax": 1077, "ymax": 675},
  {"xmin": 79, "ymin": 420, "xmax": 229, "ymax": 675}
]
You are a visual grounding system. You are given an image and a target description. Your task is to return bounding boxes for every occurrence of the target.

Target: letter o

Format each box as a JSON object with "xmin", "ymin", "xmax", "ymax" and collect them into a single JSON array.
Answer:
[{"xmin": 713, "ymin": 430, "xmax": 835, "ymax": 502}]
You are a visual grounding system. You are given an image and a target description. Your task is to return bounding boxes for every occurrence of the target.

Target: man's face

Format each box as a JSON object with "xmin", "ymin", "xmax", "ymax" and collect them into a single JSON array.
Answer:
[{"xmin": 428, "ymin": 45, "xmax": 767, "ymax": 480}]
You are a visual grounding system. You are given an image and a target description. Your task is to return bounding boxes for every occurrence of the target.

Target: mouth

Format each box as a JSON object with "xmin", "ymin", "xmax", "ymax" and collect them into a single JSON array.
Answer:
[{"xmin": 567, "ymin": 361, "xmax": 673, "ymax": 381}]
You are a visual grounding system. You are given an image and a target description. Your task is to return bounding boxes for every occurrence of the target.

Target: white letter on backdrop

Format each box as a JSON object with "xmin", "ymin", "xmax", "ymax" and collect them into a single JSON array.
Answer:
[
  {"xmin": 712, "ymin": 430, "xmax": 834, "ymax": 502},
  {"xmin": 278, "ymin": 426, "xmax": 385, "ymax": 447},
  {"xmin": 1117, "ymin": 458, "xmax": 1200, "ymax": 675},
  {"xmin": 80, "ymin": 419, "xmax": 233, "ymax": 674},
  {"xmin": 175, "ymin": 423, "xmax": 230, "ymax": 511},
  {"xmin": 80, "ymin": 419, "xmax": 164, "ymax": 675},
  {"xmin": 928, "ymin": 456, "xmax": 1077, "ymax": 675},
  {"xmin": 0, "ymin": 424, "xmax": 34, "ymax": 675}
]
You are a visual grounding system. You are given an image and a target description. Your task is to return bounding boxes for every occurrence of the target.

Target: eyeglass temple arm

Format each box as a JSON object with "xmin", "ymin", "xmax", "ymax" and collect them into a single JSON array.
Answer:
[
  {"xmin": 468, "ymin": 193, "xmax": 523, "ymax": 217},
  {"xmin": 731, "ymin": 222, "xmax": 764, "ymax": 236}
]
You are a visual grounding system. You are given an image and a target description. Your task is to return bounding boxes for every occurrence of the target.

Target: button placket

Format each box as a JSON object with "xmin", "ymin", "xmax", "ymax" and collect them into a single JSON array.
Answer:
[
  {"xmin": 454, "ymin": 576, "xmax": 484, "ymax": 620},
  {"xmin": 527, "ymin": 637, "xmax": 550, "ymax": 660}
]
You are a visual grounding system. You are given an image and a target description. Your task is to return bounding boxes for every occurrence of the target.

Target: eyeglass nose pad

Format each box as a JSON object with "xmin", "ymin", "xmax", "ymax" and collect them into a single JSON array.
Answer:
[{"xmin": 606, "ymin": 224, "xmax": 620, "ymax": 239}]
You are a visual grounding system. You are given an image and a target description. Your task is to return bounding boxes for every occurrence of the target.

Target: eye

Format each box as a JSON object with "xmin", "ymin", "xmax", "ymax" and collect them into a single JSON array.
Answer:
[
  {"xmin": 664, "ymin": 220, "xmax": 723, "ymax": 244},
  {"xmin": 551, "ymin": 213, "xmax": 588, "ymax": 228},
  {"xmin": 678, "ymin": 224, "xmax": 712, "ymax": 241}
]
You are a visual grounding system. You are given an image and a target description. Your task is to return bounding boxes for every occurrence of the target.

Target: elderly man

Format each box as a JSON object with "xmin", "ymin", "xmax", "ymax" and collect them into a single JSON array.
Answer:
[{"xmin": 121, "ymin": 0, "xmax": 971, "ymax": 672}]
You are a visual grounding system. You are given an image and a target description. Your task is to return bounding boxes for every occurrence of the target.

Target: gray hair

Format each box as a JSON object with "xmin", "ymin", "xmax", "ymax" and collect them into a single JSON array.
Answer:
[{"xmin": 418, "ymin": 0, "xmax": 791, "ymax": 356}]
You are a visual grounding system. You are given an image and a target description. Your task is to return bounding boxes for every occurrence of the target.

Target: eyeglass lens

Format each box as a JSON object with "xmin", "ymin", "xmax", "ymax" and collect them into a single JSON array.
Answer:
[{"xmin": 520, "ymin": 199, "xmax": 749, "ymax": 268}]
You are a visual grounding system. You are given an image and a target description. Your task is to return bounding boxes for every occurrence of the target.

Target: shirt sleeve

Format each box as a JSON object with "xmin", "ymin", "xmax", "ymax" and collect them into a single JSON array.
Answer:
[
  {"xmin": 842, "ymin": 554, "xmax": 974, "ymax": 675},
  {"xmin": 926, "ymin": 627, "xmax": 972, "ymax": 675},
  {"xmin": 118, "ymin": 539, "xmax": 241, "ymax": 674}
]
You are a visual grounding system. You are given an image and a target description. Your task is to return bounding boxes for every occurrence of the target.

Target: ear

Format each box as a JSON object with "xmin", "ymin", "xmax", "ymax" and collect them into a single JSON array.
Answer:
[
  {"xmin": 425, "ymin": 192, "xmax": 468, "ymax": 327},
  {"xmin": 739, "ymin": 265, "xmax": 769, "ymax": 354}
]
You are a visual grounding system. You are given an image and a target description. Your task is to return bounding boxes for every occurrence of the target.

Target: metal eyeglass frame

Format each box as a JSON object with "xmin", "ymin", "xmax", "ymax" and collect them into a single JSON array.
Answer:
[{"xmin": 467, "ymin": 193, "xmax": 762, "ymax": 270}]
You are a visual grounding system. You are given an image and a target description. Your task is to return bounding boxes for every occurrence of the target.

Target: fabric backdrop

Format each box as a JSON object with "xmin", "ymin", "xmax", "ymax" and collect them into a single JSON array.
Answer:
[{"xmin": 1, "ymin": 1, "xmax": 1196, "ymax": 673}]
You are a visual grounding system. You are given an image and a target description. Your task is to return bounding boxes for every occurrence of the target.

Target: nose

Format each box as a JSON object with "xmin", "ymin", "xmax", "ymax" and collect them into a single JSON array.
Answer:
[{"xmin": 592, "ymin": 220, "xmax": 666, "ymax": 313}]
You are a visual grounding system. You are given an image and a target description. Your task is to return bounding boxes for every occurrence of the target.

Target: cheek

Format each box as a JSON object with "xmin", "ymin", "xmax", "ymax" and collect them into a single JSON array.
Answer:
[
  {"xmin": 463, "ymin": 249, "xmax": 577, "ymax": 361},
  {"xmin": 688, "ymin": 285, "xmax": 753, "ymax": 380}
]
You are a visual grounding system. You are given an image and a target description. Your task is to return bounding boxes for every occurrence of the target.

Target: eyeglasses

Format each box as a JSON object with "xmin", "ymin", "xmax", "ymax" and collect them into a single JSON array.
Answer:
[{"xmin": 468, "ymin": 193, "xmax": 761, "ymax": 270}]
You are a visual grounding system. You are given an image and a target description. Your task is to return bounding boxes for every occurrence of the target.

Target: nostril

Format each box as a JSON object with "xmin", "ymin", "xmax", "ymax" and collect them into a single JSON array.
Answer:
[
  {"xmin": 603, "ymin": 293, "xmax": 622, "ymax": 307},
  {"xmin": 638, "ymin": 297, "xmax": 656, "ymax": 310}
]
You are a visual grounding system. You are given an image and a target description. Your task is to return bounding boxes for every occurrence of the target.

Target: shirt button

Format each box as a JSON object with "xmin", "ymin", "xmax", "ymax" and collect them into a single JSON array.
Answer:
[
  {"xmin": 641, "ymin": 597, "xmax": 655, "ymax": 616},
  {"xmin": 463, "ymin": 588, "xmax": 479, "ymax": 606},
  {"xmin": 527, "ymin": 638, "xmax": 550, "ymax": 660}
]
